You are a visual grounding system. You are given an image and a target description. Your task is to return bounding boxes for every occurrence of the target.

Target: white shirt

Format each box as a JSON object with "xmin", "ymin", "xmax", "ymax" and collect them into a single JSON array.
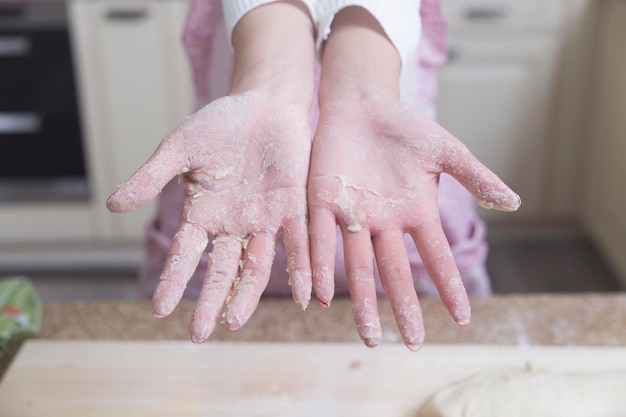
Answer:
[{"xmin": 221, "ymin": 0, "xmax": 422, "ymax": 67}]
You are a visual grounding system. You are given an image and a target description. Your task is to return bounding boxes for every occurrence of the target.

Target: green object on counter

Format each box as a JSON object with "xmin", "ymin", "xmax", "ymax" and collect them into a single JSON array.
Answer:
[{"xmin": 0, "ymin": 276, "xmax": 41, "ymax": 356}]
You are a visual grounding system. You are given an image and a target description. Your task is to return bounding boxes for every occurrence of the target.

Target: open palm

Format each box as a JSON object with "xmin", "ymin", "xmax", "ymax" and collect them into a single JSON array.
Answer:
[
  {"xmin": 308, "ymin": 95, "xmax": 520, "ymax": 350},
  {"xmin": 107, "ymin": 91, "xmax": 312, "ymax": 342}
]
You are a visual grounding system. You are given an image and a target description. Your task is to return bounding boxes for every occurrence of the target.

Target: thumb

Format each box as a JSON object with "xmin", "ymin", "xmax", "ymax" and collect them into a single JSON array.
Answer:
[
  {"xmin": 441, "ymin": 138, "xmax": 521, "ymax": 212},
  {"xmin": 106, "ymin": 128, "xmax": 188, "ymax": 213}
]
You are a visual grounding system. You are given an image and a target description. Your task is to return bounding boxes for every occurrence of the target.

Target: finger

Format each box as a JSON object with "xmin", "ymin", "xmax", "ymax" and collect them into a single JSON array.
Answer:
[
  {"xmin": 224, "ymin": 232, "xmax": 275, "ymax": 331},
  {"xmin": 190, "ymin": 236, "xmax": 242, "ymax": 343},
  {"xmin": 342, "ymin": 227, "xmax": 382, "ymax": 348},
  {"xmin": 283, "ymin": 217, "xmax": 312, "ymax": 310},
  {"xmin": 309, "ymin": 206, "xmax": 337, "ymax": 307},
  {"xmin": 106, "ymin": 128, "xmax": 188, "ymax": 213},
  {"xmin": 372, "ymin": 230, "xmax": 425, "ymax": 351},
  {"xmin": 440, "ymin": 136, "xmax": 521, "ymax": 212},
  {"xmin": 409, "ymin": 214, "xmax": 471, "ymax": 327},
  {"xmin": 152, "ymin": 222, "xmax": 209, "ymax": 318}
]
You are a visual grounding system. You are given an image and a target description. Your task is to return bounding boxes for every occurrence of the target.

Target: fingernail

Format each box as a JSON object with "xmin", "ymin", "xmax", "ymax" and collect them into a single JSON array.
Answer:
[
  {"xmin": 105, "ymin": 185, "xmax": 124, "ymax": 207},
  {"xmin": 479, "ymin": 200, "xmax": 494, "ymax": 210},
  {"xmin": 224, "ymin": 308, "xmax": 243, "ymax": 332},
  {"xmin": 297, "ymin": 299, "xmax": 310, "ymax": 311},
  {"xmin": 453, "ymin": 308, "xmax": 471, "ymax": 326},
  {"xmin": 457, "ymin": 316, "xmax": 471, "ymax": 326},
  {"xmin": 480, "ymin": 192, "xmax": 521, "ymax": 212},
  {"xmin": 152, "ymin": 285, "xmax": 176, "ymax": 318},
  {"xmin": 294, "ymin": 289, "xmax": 311, "ymax": 311},
  {"xmin": 359, "ymin": 325, "xmax": 382, "ymax": 348},
  {"xmin": 502, "ymin": 193, "xmax": 521, "ymax": 211},
  {"xmin": 406, "ymin": 343, "xmax": 423, "ymax": 352},
  {"xmin": 108, "ymin": 184, "xmax": 123, "ymax": 198},
  {"xmin": 318, "ymin": 298, "xmax": 330, "ymax": 308},
  {"xmin": 362, "ymin": 336, "xmax": 380, "ymax": 348},
  {"xmin": 152, "ymin": 301, "xmax": 172, "ymax": 319},
  {"xmin": 191, "ymin": 334, "xmax": 207, "ymax": 344},
  {"xmin": 190, "ymin": 320, "xmax": 211, "ymax": 344},
  {"xmin": 105, "ymin": 196, "xmax": 119, "ymax": 212},
  {"xmin": 190, "ymin": 325, "xmax": 208, "ymax": 343},
  {"xmin": 226, "ymin": 321, "xmax": 242, "ymax": 332},
  {"xmin": 404, "ymin": 331, "xmax": 425, "ymax": 351}
]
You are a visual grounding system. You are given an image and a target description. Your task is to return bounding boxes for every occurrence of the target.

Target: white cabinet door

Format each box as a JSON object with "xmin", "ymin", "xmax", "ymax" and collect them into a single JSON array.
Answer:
[
  {"xmin": 584, "ymin": 0, "xmax": 626, "ymax": 285},
  {"xmin": 70, "ymin": 0, "xmax": 193, "ymax": 242},
  {"xmin": 437, "ymin": 37, "xmax": 558, "ymax": 222},
  {"xmin": 0, "ymin": 203, "xmax": 96, "ymax": 244}
]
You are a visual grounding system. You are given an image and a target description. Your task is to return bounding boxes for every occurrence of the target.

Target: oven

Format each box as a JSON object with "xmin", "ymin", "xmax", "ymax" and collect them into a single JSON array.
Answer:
[{"xmin": 0, "ymin": 1, "xmax": 88, "ymax": 202}]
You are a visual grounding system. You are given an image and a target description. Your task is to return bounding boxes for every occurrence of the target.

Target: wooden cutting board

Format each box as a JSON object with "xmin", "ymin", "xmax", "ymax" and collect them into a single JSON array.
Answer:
[{"xmin": 1, "ymin": 340, "xmax": 626, "ymax": 417}]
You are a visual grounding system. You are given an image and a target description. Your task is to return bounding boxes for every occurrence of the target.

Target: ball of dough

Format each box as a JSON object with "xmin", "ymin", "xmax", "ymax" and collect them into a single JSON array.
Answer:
[{"xmin": 417, "ymin": 367, "xmax": 626, "ymax": 417}]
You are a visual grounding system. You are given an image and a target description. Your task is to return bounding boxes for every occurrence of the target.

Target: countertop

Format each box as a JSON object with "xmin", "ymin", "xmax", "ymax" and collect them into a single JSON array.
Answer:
[
  {"xmin": 2, "ymin": 293, "xmax": 626, "ymax": 380},
  {"xmin": 34, "ymin": 293, "xmax": 626, "ymax": 345}
]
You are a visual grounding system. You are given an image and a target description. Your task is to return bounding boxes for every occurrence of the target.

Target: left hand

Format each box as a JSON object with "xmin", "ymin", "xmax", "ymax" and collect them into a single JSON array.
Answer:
[
  {"xmin": 308, "ymin": 95, "xmax": 520, "ymax": 351},
  {"xmin": 106, "ymin": 92, "xmax": 313, "ymax": 342}
]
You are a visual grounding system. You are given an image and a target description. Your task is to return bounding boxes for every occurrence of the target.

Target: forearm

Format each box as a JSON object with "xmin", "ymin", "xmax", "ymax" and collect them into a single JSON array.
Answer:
[
  {"xmin": 319, "ymin": 6, "xmax": 402, "ymax": 103},
  {"xmin": 230, "ymin": 0, "xmax": 315, "ymax": 107}
]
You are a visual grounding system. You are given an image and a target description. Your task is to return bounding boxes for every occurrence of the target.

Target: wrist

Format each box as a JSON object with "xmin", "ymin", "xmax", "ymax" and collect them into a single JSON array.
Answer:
[
  {"xmin": 230, "ymin": 66, "xmax": 312, "ymax": 108},
  {"xmin": 229, "ymin": 1, "xmax": 315, "ymax": 107},
  {"xmin": 318, "ymin": 6, "xmax": 401, "ymax": 104}
]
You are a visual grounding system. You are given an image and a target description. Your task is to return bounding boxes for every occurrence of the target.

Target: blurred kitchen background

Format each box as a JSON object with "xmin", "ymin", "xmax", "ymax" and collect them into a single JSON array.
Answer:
[{"xmin": 0, "ymin": 0, "xmax": 624, "ymax": 301}]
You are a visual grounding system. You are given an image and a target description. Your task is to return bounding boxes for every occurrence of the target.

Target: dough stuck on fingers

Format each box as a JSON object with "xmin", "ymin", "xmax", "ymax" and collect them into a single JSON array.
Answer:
[{"xmin": 417, "ymin": 367, "xmax": 626, "ymax": 417}]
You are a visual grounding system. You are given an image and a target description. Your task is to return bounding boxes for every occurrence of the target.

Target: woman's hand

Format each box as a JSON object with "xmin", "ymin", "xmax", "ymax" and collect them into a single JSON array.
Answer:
[
  {"xmin": 311, "ymin": 5, "xmax": 519, "ymax": 351},
  {"xmin": 107, "ymin": 0, "xmax": 315, "ymax": 343},
  {"xmin": 107, "ymin": 92, "xmax": 312, "ymax": 342},
  {"xmin": 308, "ymin": 95, "xmax": 520, "ymax": 350}
]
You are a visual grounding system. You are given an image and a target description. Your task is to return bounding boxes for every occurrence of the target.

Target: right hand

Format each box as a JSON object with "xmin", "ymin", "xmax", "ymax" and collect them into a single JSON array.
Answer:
[
  {"xmin": 106, "ymin": 91, "xmax": 312, "ymax": 342},
  {"xmin": 308, "ymin": 95, "xmax": 520, "ymax": 350}
]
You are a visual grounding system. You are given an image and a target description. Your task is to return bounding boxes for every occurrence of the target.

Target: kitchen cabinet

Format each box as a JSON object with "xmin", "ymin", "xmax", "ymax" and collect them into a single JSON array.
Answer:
[
  {"xmin": 73, "ymin": 0, "xmax": 591, "ymax": 229},
  {"xmin": 437, "ymin": 37, "xmax": 558, "ymax": 221},
  {"xmin": 0, "ymin": 0, "xmax": 604, "ymax": 271},
  {"xmin": 437, "ymin": 0, "xmax": 595, "ymax": 224},
  {"xmin": 0, "ymin": 0, "xmax": 193, "ymax": 268},
  {"xmin": 0, "ymin": 2, "xmax": 99, "ymax": 246},
  {"xmin": 583, "ymin": 0, "xmax": 626, "ymax": 286},
  {"xmin": 70, "ymin": 0, "xmax": 193, "ymax": 242}
]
